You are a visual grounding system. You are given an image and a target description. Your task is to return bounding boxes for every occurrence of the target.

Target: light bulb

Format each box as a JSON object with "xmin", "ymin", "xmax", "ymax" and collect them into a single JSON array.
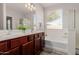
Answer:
[
  {"xmin": 28, "ymin": 3, "xmax": 31, "ymax": 6},
  {"xmin": 25, "ymin": 4, "xmax": 27, "ymax": 7},
  {"xmin": 25, "ymin": 3, "xmax": 36, "ymax": 11}
]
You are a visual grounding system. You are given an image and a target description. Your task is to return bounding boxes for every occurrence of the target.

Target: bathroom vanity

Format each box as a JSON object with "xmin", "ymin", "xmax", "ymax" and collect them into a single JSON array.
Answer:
[
  {"xmin": 0, "ymin": 3, "xmax": 45, "ymax": 55},
  {"xmin": 0, "ymin": 31, "xmax": 45, "ymax": 55}
]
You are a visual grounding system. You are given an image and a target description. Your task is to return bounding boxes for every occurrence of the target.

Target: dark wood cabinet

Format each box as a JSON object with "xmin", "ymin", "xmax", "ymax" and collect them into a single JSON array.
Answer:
[
  {"xmin": 19, "ymin": 36, "xmax": 28, "ymax": 45},
  {"xmin": 10, "ymin": 38, "xmax": 20, "ymax": 49},
  {"xmin": 22, "ymin": 41, "xmax": 33, "ymax": 55},
  {"xmin": 28, "ymin": 35, "xmax": 34, "ymax": 41},
  {"xmin": 0, "ymin": 41, "xmax": 8, "ymax": 52},
  {"xmin": 19, "ymin": 36, "xmax": 34, "ymax": 55},
  {"xmin": 0, "ymin": 32, "xmax": 45, "ymax": 55},
  {"xmin": 40, "ymin": 33, "xmax": 45, "ymax": 50},
  {"xmin": 34, "ymin": 34, "xmax": 41, "ymax": 54},
  {"xmin": 6, "ymin": 47, "xmax": 20, "ymax": 55},
  {"xmin": 1, "ymin": 47, "xmax": 20, "ymax": 55}
]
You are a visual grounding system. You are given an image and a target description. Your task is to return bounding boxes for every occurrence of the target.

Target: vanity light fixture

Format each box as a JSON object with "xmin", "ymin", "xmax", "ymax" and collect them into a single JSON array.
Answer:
[{"xmin": 25, "ymin": 3, "xmax": 36, "ymax": 11}]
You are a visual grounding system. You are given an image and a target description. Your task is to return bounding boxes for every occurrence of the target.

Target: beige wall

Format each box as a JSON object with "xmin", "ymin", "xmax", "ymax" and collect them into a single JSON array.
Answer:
[
  {"xmin": 75, "ymin": 9, "xmax": 79, "ymax": 48},
  {"xmin": 0, "ymin": 4, "xmax": 4, "ymax": 29}
]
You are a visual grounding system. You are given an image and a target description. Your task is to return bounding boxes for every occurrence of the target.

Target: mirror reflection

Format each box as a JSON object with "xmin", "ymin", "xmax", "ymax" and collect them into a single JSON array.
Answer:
[
  {"xmin": 0, "ymin": 3, "xmax": 44, "ymax": 34},
  {"xmin": 6, "ymin": 3, "xmax": 34, "ymax": 31}
]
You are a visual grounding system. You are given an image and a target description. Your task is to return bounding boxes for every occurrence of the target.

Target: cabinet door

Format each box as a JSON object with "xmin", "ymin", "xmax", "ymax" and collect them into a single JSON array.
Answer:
[
  {"xmin": 41, "ymin": 36, "xmax": 45, "ymax": 49},
  {"xmin": 10, "ymin": 38, "xmax": 20, "ymax": 49},
  {"xmin": 34, "ymin": 34, "xmax": 41, "ymax": 54},
  {"xmin": 22, "ymin": 41, "xmax": 33, "ymax": 55},
  {"xmin": 41, "ymin": 33, "xmax": 45, "ymax": 49},
  {"xmin": 39, "ymin": 32, "xmax": 45, "ymax": 51},
  {"xmin": 2, "ymin": 47, "xmax": 20, "ymax": 55},
  {"xmin": 9, "ymin": 47, "xmax": 20, "ymax": 55},
  {"xmin": 0, "ymin": 41, "xmax": 8, "ymax": 52},
  {"xmin": 19, "ymin": 36, "xmax": 28, "ymax": 45}
]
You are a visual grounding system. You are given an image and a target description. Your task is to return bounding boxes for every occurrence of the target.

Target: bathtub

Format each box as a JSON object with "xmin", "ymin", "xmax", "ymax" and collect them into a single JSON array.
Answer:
[{"xmin": 45, "ymin": 29, "xmax": 68, "ymax": 53}]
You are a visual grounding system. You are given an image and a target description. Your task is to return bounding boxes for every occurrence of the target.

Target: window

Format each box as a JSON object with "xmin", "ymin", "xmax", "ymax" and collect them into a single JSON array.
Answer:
[{"xmin": 47, "ymin": 9, "xmax": 63, "ymax": 29}]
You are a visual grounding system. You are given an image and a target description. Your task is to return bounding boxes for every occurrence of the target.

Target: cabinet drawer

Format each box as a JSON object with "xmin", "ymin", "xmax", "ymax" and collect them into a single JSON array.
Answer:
[
  {"xmin": 0, "ymin": 41, "xmax": 8, "ymax": 52},
  {"xmin": 10, "ymin": 38, "xmax": 20, "ymax": 49},
  {"xmin": 19, "ymin": 36, "xmax": 28, "ymax": 45},
  {"xmin": 2, "ymin": 47, "xmax": 20, "ymax": 55}
]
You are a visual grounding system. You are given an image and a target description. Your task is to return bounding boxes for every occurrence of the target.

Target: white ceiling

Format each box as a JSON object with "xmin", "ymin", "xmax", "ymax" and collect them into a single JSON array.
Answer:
[
  {"xmin": 40, "ymin": 3, "xmax": 57, "ymax": 8},
  {"xmin": 6, "ymin": 3, "xmax": 32, "ymax": 14},
  {"xmin": 6, "ymin": 3, "xmax": 51, "ymax": 14},
  {"xmin": 6, "ymin": 3, "xmax": 79, "ymax": 14},
  {"xmin": 6, "ymin": 3, "xmax": 56, "ymax": 12}
]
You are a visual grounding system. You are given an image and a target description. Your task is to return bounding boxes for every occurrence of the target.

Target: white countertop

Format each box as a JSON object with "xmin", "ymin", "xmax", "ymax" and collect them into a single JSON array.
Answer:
[{"xmin": 0, "ymin": 30, "xmax": 44, "ymax": 41}]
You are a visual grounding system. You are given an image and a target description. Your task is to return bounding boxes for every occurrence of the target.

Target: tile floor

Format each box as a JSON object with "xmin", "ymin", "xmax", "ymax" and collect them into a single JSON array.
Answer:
[
  {"xmin": 40, "ymin": 48, "xmax": 67, "ymax": 55},
  {"xmin": 40, "ymin": 51, "xmax": 61, "ymax": 55}
]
